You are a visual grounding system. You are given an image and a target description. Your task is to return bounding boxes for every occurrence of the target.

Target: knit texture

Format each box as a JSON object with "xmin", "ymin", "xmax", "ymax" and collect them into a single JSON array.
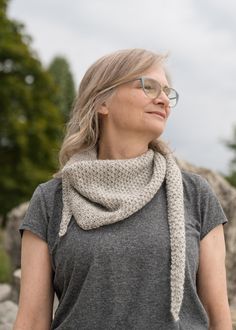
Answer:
[{"xmin": 60, "ymin": 147, "xmax": 186, "ymax": 321}]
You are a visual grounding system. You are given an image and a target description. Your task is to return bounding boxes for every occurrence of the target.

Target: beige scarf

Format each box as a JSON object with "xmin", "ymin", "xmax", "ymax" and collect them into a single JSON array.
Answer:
[{"xmin": 60, "ymin": 146, "xmax": 186, "ymax": 322}]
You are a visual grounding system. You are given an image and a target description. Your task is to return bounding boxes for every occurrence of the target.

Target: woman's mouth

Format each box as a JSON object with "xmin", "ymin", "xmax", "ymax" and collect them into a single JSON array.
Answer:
[{"xmin": 146, "ymin": 112, "xmax": 166, "ymax": 119}]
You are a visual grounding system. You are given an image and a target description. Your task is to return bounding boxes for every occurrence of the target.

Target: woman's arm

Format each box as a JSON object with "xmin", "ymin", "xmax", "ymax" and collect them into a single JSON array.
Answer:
[
  {"xmin": 197, "ymin": 224, "xmax": 232, "ymax": 330},
  {"xmin": 13, "ymin": 230, "xmax": 54, "ymax": 330}
]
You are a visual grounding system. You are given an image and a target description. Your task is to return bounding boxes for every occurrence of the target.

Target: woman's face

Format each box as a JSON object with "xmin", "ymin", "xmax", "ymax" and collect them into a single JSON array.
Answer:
[{"xmin": 98, "ymin": 65, "xmax": 172, "ymax": 144}]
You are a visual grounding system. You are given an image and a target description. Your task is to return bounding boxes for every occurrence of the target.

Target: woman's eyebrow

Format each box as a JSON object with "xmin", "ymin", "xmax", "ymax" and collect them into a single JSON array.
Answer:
[
  {"xmin": 144, "ymin": 77, "xmax": 170, "ymax": 87},
  {"xmin": 132, "ymin": 79, "xmax": 142, "ymax": 86}
]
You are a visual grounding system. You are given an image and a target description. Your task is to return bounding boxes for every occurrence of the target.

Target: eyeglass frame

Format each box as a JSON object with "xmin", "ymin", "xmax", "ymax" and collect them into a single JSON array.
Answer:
[{"xmin": 95, "ymin": 76, "xmax": 179, "ymax": 107}]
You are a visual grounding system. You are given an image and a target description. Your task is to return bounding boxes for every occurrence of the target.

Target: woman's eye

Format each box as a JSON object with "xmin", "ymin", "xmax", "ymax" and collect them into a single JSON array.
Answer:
[{"xmin": 144, "ymin": 84, "xmax": 154, "ymax": 90}]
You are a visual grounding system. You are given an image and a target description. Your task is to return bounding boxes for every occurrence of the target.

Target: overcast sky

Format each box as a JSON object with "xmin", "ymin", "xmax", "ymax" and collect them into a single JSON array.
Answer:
[{"xmin": 8, "ymin": 0, "xmax": 236, "ymax": 175}]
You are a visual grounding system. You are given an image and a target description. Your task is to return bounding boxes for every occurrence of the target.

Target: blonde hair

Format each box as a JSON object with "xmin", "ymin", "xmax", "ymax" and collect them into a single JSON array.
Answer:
[{"xmin": 54, "ymin": 48, "xmax": 172, "ymax": 177}]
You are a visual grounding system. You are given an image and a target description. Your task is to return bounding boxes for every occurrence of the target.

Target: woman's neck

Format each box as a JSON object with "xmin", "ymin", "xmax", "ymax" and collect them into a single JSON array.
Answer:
[{"xmin": 97, "ymin": 142, "xmax": 149, "ymax": 160}]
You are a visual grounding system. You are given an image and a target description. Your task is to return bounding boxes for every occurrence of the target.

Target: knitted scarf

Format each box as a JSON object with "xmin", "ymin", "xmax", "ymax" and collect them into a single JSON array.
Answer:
[{"xmin": 59, "ymin": 147, "xmax": 186, "ymax": 322}]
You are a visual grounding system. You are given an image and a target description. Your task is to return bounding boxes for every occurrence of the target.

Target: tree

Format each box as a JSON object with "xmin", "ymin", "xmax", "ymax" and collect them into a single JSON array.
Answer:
[
  {"xmin": 224, "ymin": 126, "xmax": 236, "ymax": 187},
  {"xmin": 48, "ymin": 56, "xmax": 76, "ymax": 121},
  {"xmin": 0, "ymin": 0, "xmax": 64, "ymax": 219}
]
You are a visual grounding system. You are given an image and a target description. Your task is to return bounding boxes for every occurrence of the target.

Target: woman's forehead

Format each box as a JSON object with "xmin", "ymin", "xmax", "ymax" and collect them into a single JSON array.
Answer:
[{"xmin": 143, "ymin": 65, "xmax": 168, "ymax": 81}]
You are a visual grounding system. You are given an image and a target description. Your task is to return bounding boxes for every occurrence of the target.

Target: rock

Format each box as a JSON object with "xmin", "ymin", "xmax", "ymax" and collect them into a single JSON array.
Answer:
[
  {"xmin": 53, "ymin": 294, "xmax": 59, "ymax": 316},
  {"xmin": 0, "ymin": 324, "xmax": 14, "ymax": 330},
  {"xmin": 0, "ymin": 284, "xmax": 11, "ymax": 303},
  {"xmin": 11, "ymin": 269, "xmax": 21, "ymax": 304},
  {"xmin": 231, "ymin": 307, "xmax": 236, "ymax": 330},
  {"xmin": 176, "ymin": 158, "xmax": 236, "ymax": 305},
  {"xmin": 4, "ymin": 202, "xmax": 29, "ymax": 270},
  {"xmin": 0, "ymin": 300, "xmax": 18, "ymax": 327}
]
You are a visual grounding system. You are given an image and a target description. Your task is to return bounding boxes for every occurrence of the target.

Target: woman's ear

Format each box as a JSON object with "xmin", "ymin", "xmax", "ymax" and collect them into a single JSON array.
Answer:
[{"xmin": 97, "ymin": 102, "xmax": 109, "ymax": 115}]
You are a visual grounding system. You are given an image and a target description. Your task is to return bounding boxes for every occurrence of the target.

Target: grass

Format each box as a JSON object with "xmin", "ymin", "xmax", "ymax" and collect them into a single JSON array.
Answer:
[{"xmin": 0, "ymin": 229, "xmax": 12, "ymax": 283}]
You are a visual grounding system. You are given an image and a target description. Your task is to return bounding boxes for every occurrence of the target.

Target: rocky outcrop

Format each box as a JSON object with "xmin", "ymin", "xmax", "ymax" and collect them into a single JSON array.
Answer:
[
  {"xmin": 0, "ymin": 283, "xmax": 18, "ymax": 329},
  {"xmin": 0, "ymin": 284, "xmax": 11, "ymax": 303},
  {"xmin": 4, "ymin": 202, "xmax": 29, "ymax": 270},
  {"xmin": 0, "ymin": 300, "xmax": 18, "ymax": 329},
  {"xmin": 176, "ymin": 158, "xmax": 236, "ymax": 306}
]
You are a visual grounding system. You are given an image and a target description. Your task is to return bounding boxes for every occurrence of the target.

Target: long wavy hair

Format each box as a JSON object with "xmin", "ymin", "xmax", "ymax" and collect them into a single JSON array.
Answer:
[{"xmin": 54, "ymin": 48, "xmax": 172, "ymax": 177}]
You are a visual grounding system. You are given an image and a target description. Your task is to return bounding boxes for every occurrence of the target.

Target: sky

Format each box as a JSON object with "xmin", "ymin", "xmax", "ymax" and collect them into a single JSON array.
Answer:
[{"xmin": 8, "ymin": 0, "xmax": 236, "ymax": 175}]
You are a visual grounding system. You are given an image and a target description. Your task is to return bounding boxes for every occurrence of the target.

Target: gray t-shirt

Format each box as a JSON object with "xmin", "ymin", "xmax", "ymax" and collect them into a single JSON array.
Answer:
[{"xmin": 19, "ymin": 170, "xmax": 228, "ymax": 330}]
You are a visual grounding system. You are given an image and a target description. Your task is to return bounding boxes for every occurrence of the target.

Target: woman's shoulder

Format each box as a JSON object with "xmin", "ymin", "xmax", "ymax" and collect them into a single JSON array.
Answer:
[
  {"xmin": 180, "ymin": 170, "xmax": 228, "ymax": 239},
  {"xmin": 180, "ymin": 169, "xmax": 219, "ymax": 208},
  {"xmin": 180, "ymin": 169, "xmax": 211, "ymax": 194},
  {"xmin": 39, "ymin": 177, "xmax": 62, "ymax": 194},
  {"xmin": 36, "ymin": 177, "xmax": 62, "ymax": 218},
  {"xmin": 19, "ymin": 177, "xmax": 62, "ymax": 244},
  {"xmin": 180, "ymin": 169, "xmax": 226, "ymax": 216}
]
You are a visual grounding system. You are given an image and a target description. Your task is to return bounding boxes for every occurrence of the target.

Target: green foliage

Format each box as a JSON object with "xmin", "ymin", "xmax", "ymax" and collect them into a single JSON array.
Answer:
[
  {"xmin": 48, "ymin": 56, "xmax": 76, "ymax": 121},
  {"xmin": 224, "ymin": 127, "xmax": 236, "ymax": 188},
  {"xmin": 0, "ymin": 248, "xmax": 11, "ymax": 282},
  {"xmin": 225, "ymin": 173, "xmax": 236, "ymax": 188},
  {"xmin": 0, "ymin": 1, "xmax": 65, "ymax": 218},
  {"xmin": 0, "ymin": 230, "xmax": 12, "ymax": 283}
]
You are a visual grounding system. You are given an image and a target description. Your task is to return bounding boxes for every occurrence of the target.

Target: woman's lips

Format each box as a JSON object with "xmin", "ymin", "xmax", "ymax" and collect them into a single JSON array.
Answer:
[{"xmin": 146, "ymin": 112, "xmax": 166, "ymax": 119}]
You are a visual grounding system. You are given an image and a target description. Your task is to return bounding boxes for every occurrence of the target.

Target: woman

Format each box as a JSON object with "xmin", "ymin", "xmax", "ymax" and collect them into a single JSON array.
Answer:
[{"xmin": 14, "ymin": 49, "xmax": 232, "ymax": 329}]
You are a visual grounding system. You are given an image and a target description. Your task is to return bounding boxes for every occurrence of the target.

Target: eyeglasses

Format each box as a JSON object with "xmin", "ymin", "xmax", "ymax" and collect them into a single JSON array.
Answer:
[{"xmin": 97, "ymin": 76, "xmax": 179, "ymax": 107}]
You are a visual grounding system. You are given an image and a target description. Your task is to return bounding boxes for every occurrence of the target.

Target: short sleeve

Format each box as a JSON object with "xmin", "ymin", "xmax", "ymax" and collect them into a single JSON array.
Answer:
[
  {"xmin": 199, "ymin": 177, "xmax": 228, "ymax": 240},
  {"xmin": 19, "ymin": 185, "xmax": 48, "ymax": 242}
]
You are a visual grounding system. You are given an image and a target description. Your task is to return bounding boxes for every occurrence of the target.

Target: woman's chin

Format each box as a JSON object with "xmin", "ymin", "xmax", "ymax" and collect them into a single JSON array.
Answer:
[{"xmin": 145, "ymin": 123, "xmax": 165, "ymax": 138}]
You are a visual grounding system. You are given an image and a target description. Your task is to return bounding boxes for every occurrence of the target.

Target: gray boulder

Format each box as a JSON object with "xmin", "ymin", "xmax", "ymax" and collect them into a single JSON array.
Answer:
[
  {"xmin": 4, "ymin": 202, "xmax": 29, "ymax": 270},
  {"xmin": 0, "ymin": 300, "xmax": 18, "ymax": 328},
  {"xmin": 176, "ymin": 158, "xmax": 236, "ymax": 306},
  {"xmin": 0, "ymin": 284, "xmax": 11, "ymax": 303}
]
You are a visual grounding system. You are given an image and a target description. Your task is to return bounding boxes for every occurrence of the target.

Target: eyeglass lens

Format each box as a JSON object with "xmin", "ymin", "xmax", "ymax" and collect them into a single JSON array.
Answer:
[{"xmin": 141, "ymin": 78, "xmax": 178, "ymax": 107}]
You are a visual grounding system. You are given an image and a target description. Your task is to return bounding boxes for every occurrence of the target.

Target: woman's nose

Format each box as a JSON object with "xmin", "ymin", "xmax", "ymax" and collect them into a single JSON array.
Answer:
[{"xmin": 153, "ymin": 90, "xmax": 170, "ymax": 107}]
